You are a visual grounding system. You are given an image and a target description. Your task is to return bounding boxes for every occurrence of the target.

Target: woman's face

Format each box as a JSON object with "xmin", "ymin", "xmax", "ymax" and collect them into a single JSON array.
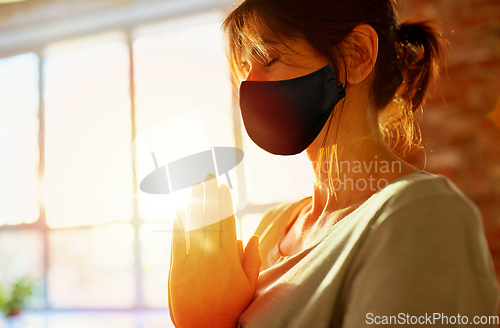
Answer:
[{"xmin": 241, "ymin": 37, "xmax": 329, "ymax": 82}]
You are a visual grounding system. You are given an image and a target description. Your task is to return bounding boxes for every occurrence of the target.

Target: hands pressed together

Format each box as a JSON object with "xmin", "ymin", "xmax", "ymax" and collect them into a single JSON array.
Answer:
[{"xmin": 168, "ymin": 173, "xmax": 261, "ymax": 328}]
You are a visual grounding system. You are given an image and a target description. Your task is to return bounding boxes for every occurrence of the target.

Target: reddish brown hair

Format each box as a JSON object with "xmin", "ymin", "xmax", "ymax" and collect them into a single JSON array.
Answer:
[{"xmin": 222, "ymin": 0, "xmax": 446, "ymax": 162}]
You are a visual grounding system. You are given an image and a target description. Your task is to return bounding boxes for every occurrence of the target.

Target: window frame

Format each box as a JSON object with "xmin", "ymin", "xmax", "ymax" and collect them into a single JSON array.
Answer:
[{"xmin": 0, "ymin": 4, "xmax": 278, "ymax": 311}]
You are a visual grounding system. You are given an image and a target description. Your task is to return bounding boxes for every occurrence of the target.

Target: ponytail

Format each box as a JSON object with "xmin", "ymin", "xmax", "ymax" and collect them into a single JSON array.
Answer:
[
  {"xmin": 378, "ymin": 20, "xmax": 447, "ymax": 158},
  {"xmin": 395, "ymin": 21, "xmax": 446, "ymax": 112}
]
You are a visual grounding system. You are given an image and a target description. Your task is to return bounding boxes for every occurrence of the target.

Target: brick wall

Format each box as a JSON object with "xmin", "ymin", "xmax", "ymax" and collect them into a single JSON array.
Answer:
[{"xmin": 399, "ymin": 0, "xmax": 500, "ymax": 286}]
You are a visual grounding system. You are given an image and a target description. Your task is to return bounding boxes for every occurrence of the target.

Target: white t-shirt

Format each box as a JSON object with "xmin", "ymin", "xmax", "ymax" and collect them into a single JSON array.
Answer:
[{"xmin": 238, "ymin": 171, "xmax": 499, "ymax": 327}]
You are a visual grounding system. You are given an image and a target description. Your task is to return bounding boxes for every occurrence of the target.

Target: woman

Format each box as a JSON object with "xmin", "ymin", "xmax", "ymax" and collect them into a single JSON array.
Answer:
[{"xmin": 168, "ymin": 0, "xmax": 500, "ymax": 327}]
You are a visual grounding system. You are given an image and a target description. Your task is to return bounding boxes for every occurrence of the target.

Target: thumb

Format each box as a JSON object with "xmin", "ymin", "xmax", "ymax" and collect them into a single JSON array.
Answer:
[{"xmin": 243, "ymin": 235, "xmax": 261, "ymax": 290}]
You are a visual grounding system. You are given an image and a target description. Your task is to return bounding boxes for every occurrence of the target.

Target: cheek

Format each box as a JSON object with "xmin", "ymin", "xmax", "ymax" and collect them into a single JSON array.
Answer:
[
  {"xmin": 244, "ymin": 65, "xmax": 268, "ymax": 81},
  {"xmin": 248, "ymin": 66, "xmax": 290, "ymax": 81}
]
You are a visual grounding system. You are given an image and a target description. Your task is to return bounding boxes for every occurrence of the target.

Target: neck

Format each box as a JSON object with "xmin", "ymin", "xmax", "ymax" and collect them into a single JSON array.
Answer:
[{"xmin": 303, "ymin": 87, "xmax": 419, "ymax": 228}]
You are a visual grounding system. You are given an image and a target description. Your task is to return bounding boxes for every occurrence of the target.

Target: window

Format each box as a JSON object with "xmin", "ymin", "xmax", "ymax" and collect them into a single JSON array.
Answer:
[
  {"xmin": 44, "ymin": 32, "xmax": 134, "ymax": 229},
  {"xmin": 0, "ymin": 9, "xmax": 313, "ymax": 313},
  {"xmin": 0, "ymin": 52, "xmax": 40, "ymax": 226}
]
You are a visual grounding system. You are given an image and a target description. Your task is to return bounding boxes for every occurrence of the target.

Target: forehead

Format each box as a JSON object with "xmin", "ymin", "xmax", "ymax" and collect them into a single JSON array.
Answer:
[
  {"xmin": 224, "ymin": 5, "xmax": 323, "ymax": 72},
  {"xmin": 240, "ymin": 39, "xmax": 282, "ymax": 58},
  {"xmin": 240, "ymin": 37, "xmax": 319, "ymax": 62},
  {"xmin": 230, "ymin": 8, "xmax": 289, "ymax": 54}
]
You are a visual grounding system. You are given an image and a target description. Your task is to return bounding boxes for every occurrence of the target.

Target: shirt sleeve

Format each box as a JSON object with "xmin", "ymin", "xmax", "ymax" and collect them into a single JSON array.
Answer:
[{"xmin": 341, "ymin": 193, "xmax": 500, "ymax": 327}]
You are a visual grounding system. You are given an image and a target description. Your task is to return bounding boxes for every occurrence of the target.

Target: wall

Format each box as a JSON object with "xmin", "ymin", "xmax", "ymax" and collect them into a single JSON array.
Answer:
[{"xmin": 399, "ymin": 0, "xmax": 500, "ymax": 285}]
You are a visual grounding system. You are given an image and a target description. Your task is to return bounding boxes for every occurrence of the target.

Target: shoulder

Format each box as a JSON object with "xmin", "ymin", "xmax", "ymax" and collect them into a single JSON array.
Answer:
[
  {"xmin": 342, "ymin": 171, "xmax": 500, "ymax": 318},
  {"xmin": 381, "ymin": 171, "xmax": 478, "ymax": 209},
  {"xmin": 365, "ymin": 171, "xmax": 489, "ymax": 266},
  {"xmin": 373, "ymin": 171, "xmax": 482, "ymax": 231}
]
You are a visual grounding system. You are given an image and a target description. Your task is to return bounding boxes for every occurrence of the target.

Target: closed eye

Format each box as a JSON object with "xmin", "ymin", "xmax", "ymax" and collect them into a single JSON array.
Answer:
[{"xmin": 264, "ymin": 58, "xmax": 278, "ymax": 67}]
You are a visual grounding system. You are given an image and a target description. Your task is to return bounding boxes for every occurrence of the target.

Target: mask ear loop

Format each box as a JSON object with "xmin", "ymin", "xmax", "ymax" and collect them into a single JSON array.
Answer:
[
  {"xmin": 324, "ymin": 62, "xmax": 347, "ymax": 200},
  {"xmin": 327, "ymin": 61, "xmax": 348, "ymax": 100},
  {"xmin": 337, "ymin": 79, "xmax": 347, "ymax": 102},
  {"xmin": 326, "ymin": 62, "xmax": 346, "ymax": 181}
]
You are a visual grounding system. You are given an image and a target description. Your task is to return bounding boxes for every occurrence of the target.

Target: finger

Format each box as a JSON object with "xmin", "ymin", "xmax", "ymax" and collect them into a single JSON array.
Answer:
[
  {"xmin": 237, "ymin": 239, "xmax": 244, "ymax": 266},
  {"xmin": 203, "ymin": 173, "xmax": 221, "ymax": 252},
  {"xmin": 171, "ymin": 208, "xmax": 187, "ymax": 267},
  {"xmin": 187, "ymin": 182, "xmax": 204, "ymax": 258},
  {"xmin": 168, "ymin": 210, "xmax": 183, "ymax": 327},
  {"xmin": 167, "ymin": 268, "xmax": 178, "ymax": 327},
  {"xmin": 243, "ymin": 235, "xmax": 261, "ymax": 290},
  {"xmin": 168, "ymin": 249, "xmax": 174, "ymax": 323},
  {"xmin": 219, "ymin": 184, "xmax": 237, "ymax": 250}
]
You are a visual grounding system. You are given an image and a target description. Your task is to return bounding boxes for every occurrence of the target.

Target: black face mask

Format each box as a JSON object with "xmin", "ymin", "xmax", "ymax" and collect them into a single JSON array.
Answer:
[{"xmin": 239, "ymin": 63, "xmax": 346, "ymax": 155}]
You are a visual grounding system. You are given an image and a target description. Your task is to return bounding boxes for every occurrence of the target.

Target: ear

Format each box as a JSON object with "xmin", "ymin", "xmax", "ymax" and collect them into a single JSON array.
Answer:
[{"xmin": 344, "ymin": 24, "xmax": 378, "ymax": 85}]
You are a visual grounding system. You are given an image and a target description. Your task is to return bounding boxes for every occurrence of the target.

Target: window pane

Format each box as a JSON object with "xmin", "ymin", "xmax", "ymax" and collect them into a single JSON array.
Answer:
[
  {"xmin": 38, "ymin": 314, "xmax": 137, "ymax": 328},
  {"xmin": 140, "ymin": 223, "xmax": 169, "ymax": 309},
  {"xmin": 0, "ymin": 230, "xmax": 44, "ymax": 309},
  {"xmin": 0, "ymin": 53, "xmax": 39, "ymax": 225},
  {"xmin": 44, "ymin": 33, "xmax": 134, "ymax": 228},
  {"xmin": 239, "ymin": 213, "xmax": 265, "ymax": 246},
  {"xmin": 242, "ymin": 134, "xmax": 314, "ymax": 204},
  {"xmin": 48, "ymin": 223, "xmax": 135, "ymax": 308},
  {"xmin": 0, "ymin": 311, "xmax": 174, "ymax": 328},
  {"xmin": 133, "ymin": 18, "xmax": 235, "ymax": 221}
]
